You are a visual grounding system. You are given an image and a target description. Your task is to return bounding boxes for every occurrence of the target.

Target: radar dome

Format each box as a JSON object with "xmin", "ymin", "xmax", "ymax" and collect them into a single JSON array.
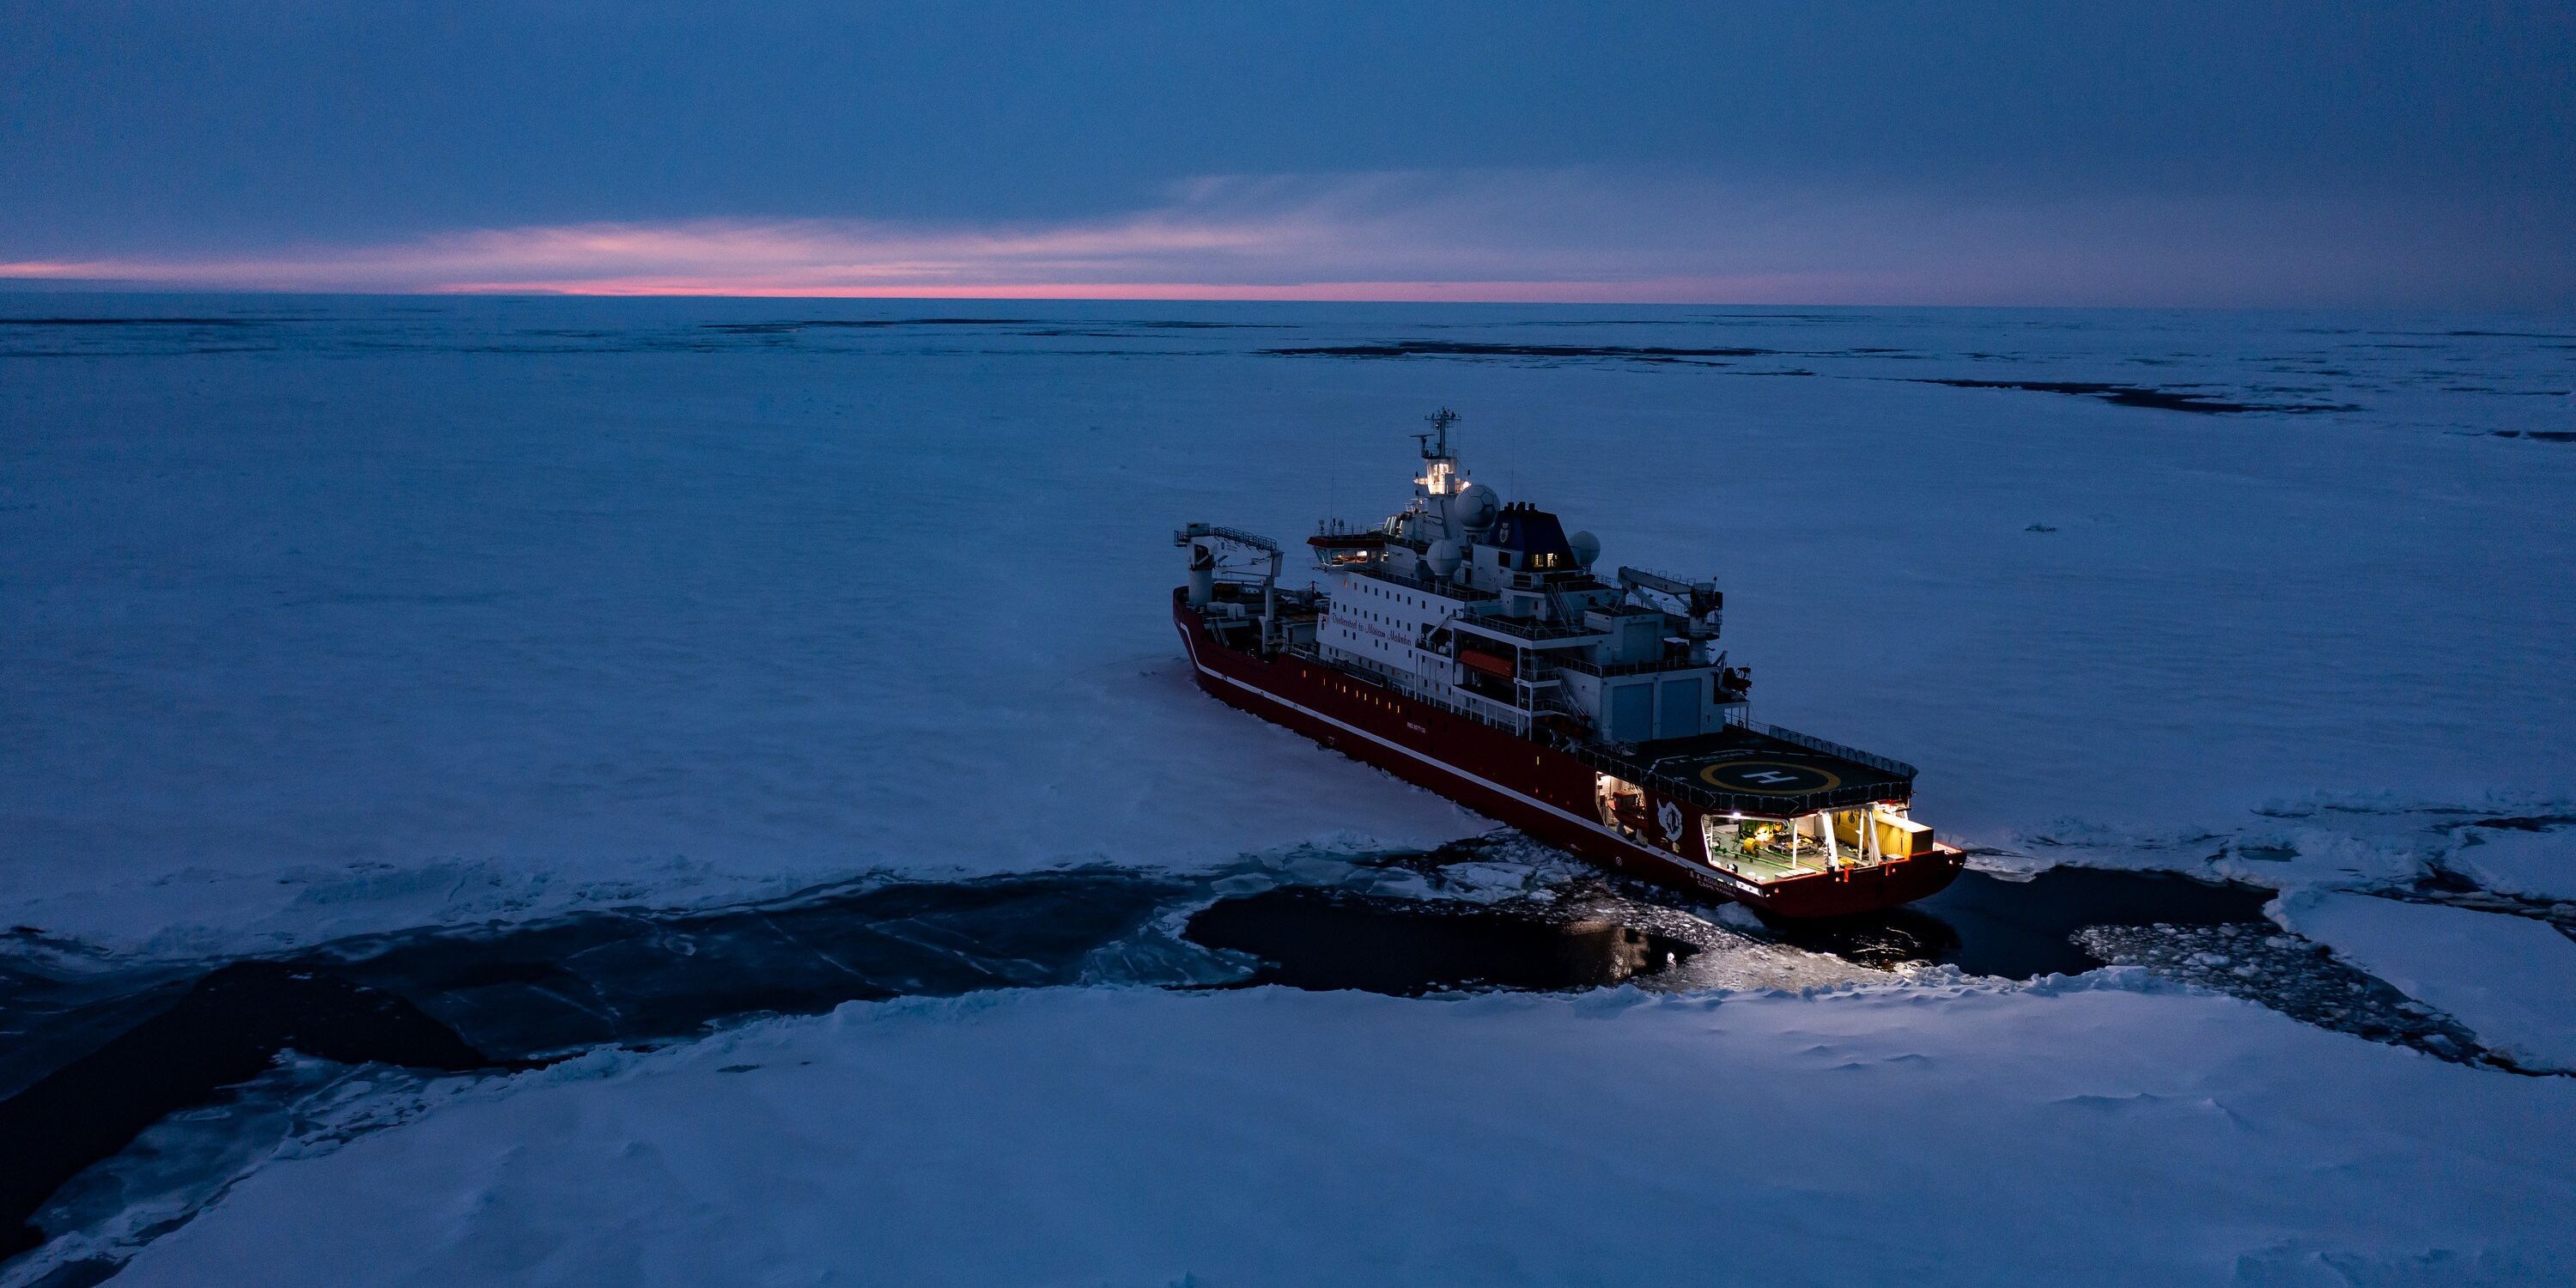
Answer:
[
  {"xmin": 1450, "ymin": 482, "xmax": 1500, "ymax": 532},
  {"xmin": 1425, "ymin": 539, "xmax": 1462, "ymax": 579},
  {"xmin": 1568, "ymin": 530, "xmax": 1601, "ymax": 568}
]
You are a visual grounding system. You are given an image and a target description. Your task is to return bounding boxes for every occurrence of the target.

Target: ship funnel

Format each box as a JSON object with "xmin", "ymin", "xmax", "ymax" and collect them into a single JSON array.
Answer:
[
  {"xmin": 1568, "ymin": 531, "xmax": 1601, "ymax": 568},
  {"xmin": 1425, "ymin": 538, "xmax": 1462, "ymax": 580}
]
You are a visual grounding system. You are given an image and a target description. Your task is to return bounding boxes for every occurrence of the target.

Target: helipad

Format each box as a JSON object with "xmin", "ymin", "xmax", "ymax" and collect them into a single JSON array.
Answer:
[{"xmin": 1587, "ymin": 725, "xmax": 1917, "ymax": 817}]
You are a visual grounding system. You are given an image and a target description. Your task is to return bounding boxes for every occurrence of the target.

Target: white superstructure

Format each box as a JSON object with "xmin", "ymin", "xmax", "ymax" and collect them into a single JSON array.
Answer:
[{"xmin": 1303, "ymin": 410, "xmax": 1751, "ymax": 749}]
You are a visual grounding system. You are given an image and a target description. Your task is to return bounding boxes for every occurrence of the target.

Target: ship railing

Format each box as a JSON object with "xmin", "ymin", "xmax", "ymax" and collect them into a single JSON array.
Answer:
[
  {"xmin": 1454, "ymin": 614, "xmax": 1598, "ymax": 642},
  {"xmin": 1542, "ymin": 653, "xmax": 1704, "ymax": 679},
  {"xmin": 1744, "ymin": 721, "xmax": 1918, "ymax": 779},
  {"xmin": 1288, "ymin": 647, "xmax": 1535, "ymax": 737},
  {"xmin": 1174, "ymin": 523, "xmax": 1281, "ymax": 555},
  {"xmin": 1533, "ymin": 690, "xmax": 1592, "ymax": 724},
  {"xmin": 1446, "ymin": 688, "xmax": 1534, "ymax": 732},
  {"xmin": 1352, "ymin": 568, "xmax": 1500, "ymax": 602},
  {"xmin": 1564, "ymin": 743, "xmax": 1906, "ymax": 818}
]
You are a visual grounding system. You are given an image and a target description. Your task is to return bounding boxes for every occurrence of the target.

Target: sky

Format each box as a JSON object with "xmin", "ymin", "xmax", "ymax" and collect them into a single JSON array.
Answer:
[{"xmin": 3, "ymin": 1, "xmax": 2572, "ymax": 307}]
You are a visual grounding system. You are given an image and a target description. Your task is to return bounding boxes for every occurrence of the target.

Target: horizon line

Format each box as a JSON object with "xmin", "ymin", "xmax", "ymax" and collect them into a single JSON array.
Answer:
[{"xmin": 3, "ymin": 281, "xmax": 2555, "ymax": 316}]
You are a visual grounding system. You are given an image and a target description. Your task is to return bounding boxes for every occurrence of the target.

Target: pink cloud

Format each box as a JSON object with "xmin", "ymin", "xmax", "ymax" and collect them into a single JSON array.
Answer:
[
  {"xmin": 427, "ymin": 276, "xmax": 1856, "ymax": 303},
  {"xmin": 3, "ymin": 172, "xmax": 2530, "ymax": 307}
]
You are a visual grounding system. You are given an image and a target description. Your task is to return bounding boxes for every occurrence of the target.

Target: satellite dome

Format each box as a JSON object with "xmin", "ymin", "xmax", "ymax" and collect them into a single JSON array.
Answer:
[
  {"xmin": 1568, "ymin": 530, "xmax": 1601, "ymax": 568},
  {"xmin": 1426, "ymin": 539, "xmax": 1463, "ymax": 579},
  {"xmin": 1450, "ymin": 482, "xmax": 1500, "ymax": 532}
]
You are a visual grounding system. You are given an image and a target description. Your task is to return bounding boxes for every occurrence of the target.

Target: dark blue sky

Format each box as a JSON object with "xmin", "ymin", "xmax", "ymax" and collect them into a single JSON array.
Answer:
[{"xmin": 5, "ymin": 2, "xmax": 2571, "ymax": 306}]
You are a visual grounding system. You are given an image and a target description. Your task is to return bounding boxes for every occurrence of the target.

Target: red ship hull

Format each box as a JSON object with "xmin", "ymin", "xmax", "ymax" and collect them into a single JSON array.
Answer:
[{"xmin": 1175, "ymin": 593, "xmax": 1963, "ymax": 918}]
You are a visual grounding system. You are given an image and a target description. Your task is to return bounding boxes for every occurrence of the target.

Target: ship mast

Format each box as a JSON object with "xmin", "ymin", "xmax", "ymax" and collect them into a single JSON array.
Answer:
[
  {"xmin": 1414, "ymin": 407, "xmax": 1461, "ymax": 496},
  {"xmin": 1422, "ymin": 407, "xmax": 1458, "ymax": 457}
]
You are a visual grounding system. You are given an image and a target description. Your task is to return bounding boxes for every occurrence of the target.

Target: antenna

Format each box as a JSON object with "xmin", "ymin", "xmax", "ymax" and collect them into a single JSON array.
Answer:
[{"xmin": 1423, "ymin": 407, "xmax": 1460, "ymax": 458}]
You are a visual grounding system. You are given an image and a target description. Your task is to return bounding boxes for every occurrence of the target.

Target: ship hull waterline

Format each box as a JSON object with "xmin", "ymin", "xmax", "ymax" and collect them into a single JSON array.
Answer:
[{"xmin": 1176, "ymin": 594, "xmax": 1964, "ymax": 919}]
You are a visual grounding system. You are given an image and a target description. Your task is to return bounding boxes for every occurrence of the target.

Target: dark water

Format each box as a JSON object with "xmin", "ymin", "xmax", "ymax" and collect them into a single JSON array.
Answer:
[
  {"xmin": 1186, "ymin": 888, "xmax": 1697, "ymax": 994},
  {"xmin": 0, "ymin": 963, "xmax": 506, "ymax": 1259},
  {"xmin": 0, "ymin": 849, "xmax": 2516, "ymax": 1269},
  {"xmin": 1759, "ymin": 867, "xmax": 2273, "ymax": 976},
  {"xmin": 0, "ymin": 866, "xmax": 1200, "ymax": 1255},
  {"xmin": 306, "ymin": 869, "xmax": 1194, "ymax": 1060}
]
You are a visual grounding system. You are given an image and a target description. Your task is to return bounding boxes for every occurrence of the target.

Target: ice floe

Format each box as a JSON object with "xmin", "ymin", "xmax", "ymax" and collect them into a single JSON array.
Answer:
[
  {"xmin": 78, "ymin": 984, "xmax": 2576, "ymax": 1288},
  {"xmin": 2445, "ymin": 826, "xmax": 2576, "ymax": 905},
  {"xmin": 2271, "ymin": 888, "xmax": 2576, "ymax": 1072}
]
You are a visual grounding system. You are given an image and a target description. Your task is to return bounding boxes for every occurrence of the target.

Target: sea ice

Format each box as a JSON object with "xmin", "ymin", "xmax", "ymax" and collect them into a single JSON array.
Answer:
[
  {"xmin": 88, "ymin": 984, "xmax": 2576, "ymax": 1288},
  {"xmin": 2445, "ymin": 827, "xmax": 2576, "ymax": 903},
  {"xmin": 2271, "ymin": 888, "xmax": 2576, "ymax": 1072},
  {"xmin": 4, "ymin": 299, "xmax": 2572, "ymax": 957}
]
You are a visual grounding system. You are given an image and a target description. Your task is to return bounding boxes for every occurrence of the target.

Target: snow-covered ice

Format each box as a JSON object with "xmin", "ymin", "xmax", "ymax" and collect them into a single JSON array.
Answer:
[
  {"xmin": 5, "ymin": 298, "xmax": 2572, "ymax": 957},
  {"xmin": 85, "ymin": 984, "xmax": 2576, "ymax": 1288},
  {"xmin": 2445, "ymin": 827, "xmax": 2576, "ymax": 904},
  {"xmin": 2272, "ymin": 889, "xmax": 2576, "ymax": 1072}
]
